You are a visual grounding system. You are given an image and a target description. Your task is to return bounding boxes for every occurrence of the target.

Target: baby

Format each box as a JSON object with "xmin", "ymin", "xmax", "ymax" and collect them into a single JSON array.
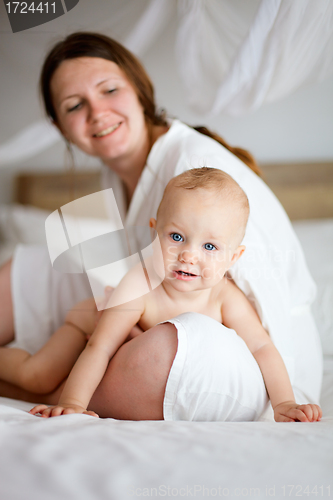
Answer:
[{"xmin": 0, "ymin": 167, "xmax": 322, "ymax": 422}]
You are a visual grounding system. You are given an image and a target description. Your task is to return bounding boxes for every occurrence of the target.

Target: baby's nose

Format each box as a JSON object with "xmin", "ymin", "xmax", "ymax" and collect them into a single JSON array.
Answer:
[{"xmin": 179, "ymin": 248, "xmax": 198, "ymax": 264}]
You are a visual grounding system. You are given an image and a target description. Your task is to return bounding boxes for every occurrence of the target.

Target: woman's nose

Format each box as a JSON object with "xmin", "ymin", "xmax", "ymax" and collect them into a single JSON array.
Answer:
[{"xmin": 88, "ymin": 100, "xmax": 109, "ymax": 122}]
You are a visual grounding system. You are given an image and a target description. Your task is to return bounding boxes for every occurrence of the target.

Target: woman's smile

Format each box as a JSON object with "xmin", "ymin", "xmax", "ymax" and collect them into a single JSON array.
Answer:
[{"xmin": 93, "ymin": 122, "xmax": 122, "ymax": 138}]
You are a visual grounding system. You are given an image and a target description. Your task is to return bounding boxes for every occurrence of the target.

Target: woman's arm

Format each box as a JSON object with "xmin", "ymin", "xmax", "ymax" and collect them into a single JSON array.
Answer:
[{"xmin": 221, "ymin": 281, "xmax": 322, "ymax": 422}]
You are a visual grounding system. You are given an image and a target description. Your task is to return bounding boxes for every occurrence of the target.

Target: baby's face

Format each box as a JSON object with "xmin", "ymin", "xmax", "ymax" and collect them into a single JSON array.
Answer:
[{"xmin": 151, "ymin": 187, "xmax": 246, "ymax": 293}]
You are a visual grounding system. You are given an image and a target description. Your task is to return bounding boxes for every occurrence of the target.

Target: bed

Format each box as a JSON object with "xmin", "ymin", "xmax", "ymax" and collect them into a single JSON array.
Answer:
[{"xmin": 0, "ymin": 164, "xmax": 332, "ymax": 500}]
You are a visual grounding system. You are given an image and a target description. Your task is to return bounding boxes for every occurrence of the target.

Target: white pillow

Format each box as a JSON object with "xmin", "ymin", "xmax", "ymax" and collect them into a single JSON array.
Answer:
[
  {"xmin": 0, "ymin": 204, "xmax": 50, "ymax": 266},
  {"xmin": 0, "ymin": 204, "xmax": 49, "ymax": 246},
  {"xmin": 292, "ymin": 218, "xmax": 333, "ymax": 355}
]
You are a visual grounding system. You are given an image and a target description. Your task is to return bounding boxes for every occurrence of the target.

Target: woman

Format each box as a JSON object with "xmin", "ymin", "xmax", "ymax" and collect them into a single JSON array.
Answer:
[{"xmin": 0, "ymin": 32, "xmax": 323, "ymax": 420}]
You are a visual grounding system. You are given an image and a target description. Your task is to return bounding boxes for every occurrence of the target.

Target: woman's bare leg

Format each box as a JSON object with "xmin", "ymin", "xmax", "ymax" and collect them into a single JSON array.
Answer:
[
  {"xmin": 0, "ymin": 378, "xmax": 66, "ymax": 405},
  {"xmin": 0, "ymin": 259, "xmax": 15, "ymax": 346},
  {"xmin": 0, "ymin": 323, "xmax": 178, "ymax": 420},
  {"xmin": 0, "ymin": 324, "xmax": 87, "ymax": 393},
  {"xmin": 88, "ymin": 323, "xmax": 178, "ymax": 420}
]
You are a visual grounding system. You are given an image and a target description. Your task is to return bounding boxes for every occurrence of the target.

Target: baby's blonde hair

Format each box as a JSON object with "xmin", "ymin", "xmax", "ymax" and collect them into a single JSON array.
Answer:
[{"xmin": 157, "ymin": 167, "xmax": 250, "ymax": 243}]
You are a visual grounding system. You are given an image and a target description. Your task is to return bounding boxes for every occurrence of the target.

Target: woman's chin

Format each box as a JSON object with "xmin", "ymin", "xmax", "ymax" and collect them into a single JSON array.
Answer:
[{"xmin": 88, "ymin": 137, "xmax": 129, "ymax": 162}]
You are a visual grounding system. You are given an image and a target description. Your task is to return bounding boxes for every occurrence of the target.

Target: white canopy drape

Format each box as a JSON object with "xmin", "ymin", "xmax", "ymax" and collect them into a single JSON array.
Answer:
[{"xmin": 1, "ymin": 0, "xmax": 332, "ymax": 167}]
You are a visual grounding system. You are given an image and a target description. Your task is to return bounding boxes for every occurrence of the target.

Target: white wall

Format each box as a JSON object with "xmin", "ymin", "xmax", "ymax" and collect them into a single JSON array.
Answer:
[
  {"xmin": 144, "ymin": 14, "xmax": 333, "ymax": 164},
  {"xmin": 0, "ymin": 0, "xmax": 332, "ymax": 204}
]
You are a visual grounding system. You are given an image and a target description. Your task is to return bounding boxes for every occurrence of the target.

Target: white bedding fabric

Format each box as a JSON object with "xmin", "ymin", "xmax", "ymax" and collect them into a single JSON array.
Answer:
[
  {"xmin": 0, "ymin": 375, "xmax": 332, "ymax": 500},
  {"xmin": 0, "ymin": 209, "xmax": 332, "ymax": 499}
]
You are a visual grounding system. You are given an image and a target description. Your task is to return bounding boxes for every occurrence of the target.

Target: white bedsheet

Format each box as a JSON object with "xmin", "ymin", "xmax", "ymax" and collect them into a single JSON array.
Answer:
[
  {"xmin": 0, "ymin": 376, "xmax": 332, "ymax": 500},
  {"xmin": 0, "ymin": 212, "xmax": 332, "ymax": 499}
]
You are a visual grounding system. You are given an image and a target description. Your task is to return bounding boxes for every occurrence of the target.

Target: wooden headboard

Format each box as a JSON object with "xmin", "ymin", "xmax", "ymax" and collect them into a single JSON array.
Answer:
[
  {"xmin": 15, "ymin": 162, "xmax": 333, "ymax": 220},
  {"xmin": 260, "ymin": 162, "xmax": 333, "ymax": 220},
  {"xmin": 15, "ymin": 170, "xmax": 101, "ymax": 212}
]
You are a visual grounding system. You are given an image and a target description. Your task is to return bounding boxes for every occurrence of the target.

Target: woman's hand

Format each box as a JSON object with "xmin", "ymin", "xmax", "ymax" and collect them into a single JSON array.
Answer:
[
  {"xmin": 29, "ymin": 403, "xmax": 99, "ymax": 418},
  {"xmin": 273, "ymin": 401, "xmax": 322, "ymax": 422}
]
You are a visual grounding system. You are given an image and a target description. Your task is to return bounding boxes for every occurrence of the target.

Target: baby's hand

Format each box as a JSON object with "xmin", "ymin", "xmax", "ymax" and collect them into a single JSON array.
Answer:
[
  {"xmin": 273, "ymin": 401, "xmax": 322, "ymax": 422},
  {"xmin": 29, "ymin": 404, "xmax": 99, "ymax": 418}
]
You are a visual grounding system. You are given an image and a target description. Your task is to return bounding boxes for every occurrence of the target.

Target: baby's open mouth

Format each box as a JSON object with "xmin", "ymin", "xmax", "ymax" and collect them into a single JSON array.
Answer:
[{"xmin": 175, "ymin": 270, "xmax": 197, "ymax": 277}]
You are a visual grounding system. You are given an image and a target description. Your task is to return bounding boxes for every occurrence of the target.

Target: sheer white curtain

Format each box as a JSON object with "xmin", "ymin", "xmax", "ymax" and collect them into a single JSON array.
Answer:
[
  {"xmin": 211, "ymin": 0, "xmax": 333, "ymax": 114},
  {"xmin": 1, "ymin": 0, "xmax": 332, "ymax": 167}
]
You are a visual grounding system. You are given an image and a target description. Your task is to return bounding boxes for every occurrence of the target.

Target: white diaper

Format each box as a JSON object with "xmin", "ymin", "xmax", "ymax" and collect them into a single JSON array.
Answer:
[{"xmin": 162, "ymin": 312, "xmax": 269, "ymax": 422}]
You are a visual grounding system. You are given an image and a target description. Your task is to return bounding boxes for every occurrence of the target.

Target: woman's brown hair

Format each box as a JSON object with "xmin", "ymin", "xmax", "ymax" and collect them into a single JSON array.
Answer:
[
  {"xmin": 40, "ymin": 32, "xmax": 260, "ymax": 176},
  {"xmin": 193, "ymin": 126, "xmax": 261, "ymax": 176}
]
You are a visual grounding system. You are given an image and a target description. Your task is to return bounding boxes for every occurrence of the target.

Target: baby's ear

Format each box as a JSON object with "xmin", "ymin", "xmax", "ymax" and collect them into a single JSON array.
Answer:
[
  {"xmin": 230, "ymin": 245, "xmax": 246, "ymax": 267},
  {"xmin": 149, "ymin": 218, "xmax": 157, "ymax": 242}
]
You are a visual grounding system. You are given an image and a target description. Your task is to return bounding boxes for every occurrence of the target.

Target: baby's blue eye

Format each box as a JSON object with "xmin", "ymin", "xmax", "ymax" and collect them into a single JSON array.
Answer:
[
  {"xmin": 204, "ymin": 243, "xmax": 216, "ymax": 251},
  {"xmin": 171, "ymin": 233, "xmax": 183, "ymax": 242}
]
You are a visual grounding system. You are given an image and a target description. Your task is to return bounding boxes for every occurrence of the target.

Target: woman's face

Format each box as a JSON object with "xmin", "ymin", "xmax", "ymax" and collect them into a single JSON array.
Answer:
[{"xmin": 50, "ymin": 57, "xmax": 147, "ymax": 163}]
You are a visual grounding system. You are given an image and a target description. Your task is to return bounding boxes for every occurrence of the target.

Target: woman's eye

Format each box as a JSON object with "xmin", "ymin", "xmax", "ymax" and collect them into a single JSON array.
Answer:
[
  {"xmin": 171, "ymin": 233, "xmax": 183, "ymax": 242},
  {"xmin": 204, "ymin": 243, "xmax": 216, "ymax": 251},
  {"xmin": 68, "ymin": 103, "xmax": 82, "ymax": 113},
  {"xmin": 106, "ymin": 88, "xmax": 116, "ymax": 94}
]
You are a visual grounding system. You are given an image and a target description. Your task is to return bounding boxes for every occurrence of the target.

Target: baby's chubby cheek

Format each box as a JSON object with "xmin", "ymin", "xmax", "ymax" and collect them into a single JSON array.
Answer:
[
  {"xmin": 149, "ymin": 247, "xmax": 167, "ymax": 282},
  {"xmin": 201, "ymin": 263, "xmax": 227, "ymax": 281}
]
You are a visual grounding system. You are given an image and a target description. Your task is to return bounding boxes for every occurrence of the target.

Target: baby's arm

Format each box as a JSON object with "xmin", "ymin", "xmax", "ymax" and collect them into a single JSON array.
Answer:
[
  {"xmin": 221, "ymin": 281, "xmax": 322, "ymax": 422},
  {"xmin": 30, "ymin": 270, "xmax": 146, "ymax": 418}
]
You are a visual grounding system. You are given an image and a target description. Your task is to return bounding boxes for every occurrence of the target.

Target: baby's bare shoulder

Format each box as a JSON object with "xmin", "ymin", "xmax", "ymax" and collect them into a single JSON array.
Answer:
[
  {"xmin": 215, "ymin": 276, "xmax": 238, "ymax": 298},
  {"xmin": 214, "ymin": 276, "xmax": 249, "ymax": 311}
]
